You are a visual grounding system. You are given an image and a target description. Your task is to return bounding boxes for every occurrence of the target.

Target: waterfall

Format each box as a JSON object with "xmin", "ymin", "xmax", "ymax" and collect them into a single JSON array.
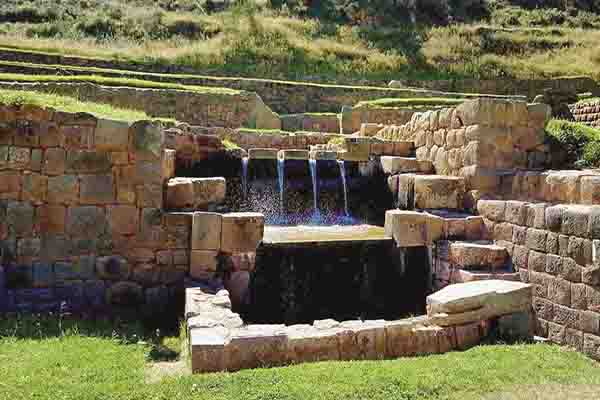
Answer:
[
  {"xmin": 338, "ymin": 160, "xmax": 349, "ymax": 217},
  {"xmin": 309, "ymin": 159, "xmax": 319, "ymax": 214},
  {"xmin": 277, "ymin": 158, "xmax": 285, "ymax": 212},
  {"xmin": 241, "ymin": 156, "xmax": 249, "ymax": 199}
]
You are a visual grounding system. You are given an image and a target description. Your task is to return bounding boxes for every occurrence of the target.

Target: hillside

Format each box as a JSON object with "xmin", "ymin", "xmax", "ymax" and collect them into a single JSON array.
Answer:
[{"xmin": 0, "ymin": 1, "xmax": 599, "ymax": 83}]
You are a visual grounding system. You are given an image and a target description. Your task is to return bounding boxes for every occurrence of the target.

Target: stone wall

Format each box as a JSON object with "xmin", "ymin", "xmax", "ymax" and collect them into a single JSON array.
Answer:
[
  {"xmin": 570, "ymin": 100, "xmax": 600, "ymax": 128},
  {"xmin": 390, "ymin": 77, "xmax": 600, "ymax": 101},
  {"xmin": 341, "ymin": 105, "xmax": 419, "ymax": 135},
  {"xmin": 0, "ymin": 104, "xmax": 190, "ymax": 313},
  {"xmin": 280, "ymin": 113, "xmax": 340, "ymax": 134},
  {"xmin": 0, "ymin": 49, "xmax": 523, "ymax": 114},
  {"xmin": 0, "ymin": 81, "xmax": 281, "ymax": 130},
  {"xmin": 376, "ymin": 99, "xmax": 552, "ymax": 197},
  {"xmin": 477, "ymin": 199, "xmax": 600, "ymax": 358},
  {"xmin": 188, "ymin": 279, "xmax": 533, "ymax": 372}
]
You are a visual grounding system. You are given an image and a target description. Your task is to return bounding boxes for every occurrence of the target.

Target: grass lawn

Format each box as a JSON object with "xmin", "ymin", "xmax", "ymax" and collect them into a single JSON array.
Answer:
[
  {"xmin": 1, "ymin": 315, "xmax": 599, "ymax": 400},
  {"xmin": 0, "ymin": 89, "xmax": 171, "ymax": 122}
]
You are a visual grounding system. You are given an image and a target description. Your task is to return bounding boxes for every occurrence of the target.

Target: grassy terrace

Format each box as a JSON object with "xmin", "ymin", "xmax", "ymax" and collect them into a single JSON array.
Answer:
[
  {"xmin": 1, "ymin": 316, "xmax": 600, "ymax": 400},
  {"xmin": 0, "ymin": 57, "xmax": 480, "ymax": 97},
  {"xmin": 546, "ymin": 119, "xmax": 600, "ymax": 167},
  {"xmin": 355, "ymin": 97, "xmax": 466, "ymax": 109},
  {"xmin": 0, "ymin": 89, "xmax": 168, "ymax": 122},
  {"xmin": 0, "ymin": 70, "xmax": 243, "ymax": 95}
]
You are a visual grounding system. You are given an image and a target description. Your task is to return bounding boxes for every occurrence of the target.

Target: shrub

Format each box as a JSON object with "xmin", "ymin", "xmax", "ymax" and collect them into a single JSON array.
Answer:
[{"xmin": 545, "ymin": 119, "xmax": 600, "ymax": 167}]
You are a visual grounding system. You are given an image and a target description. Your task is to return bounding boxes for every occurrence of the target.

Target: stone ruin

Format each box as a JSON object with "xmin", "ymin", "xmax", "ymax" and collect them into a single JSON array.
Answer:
[{"xmin": 2, "ymin": 94, "xmax": 600, "ymax": 372}]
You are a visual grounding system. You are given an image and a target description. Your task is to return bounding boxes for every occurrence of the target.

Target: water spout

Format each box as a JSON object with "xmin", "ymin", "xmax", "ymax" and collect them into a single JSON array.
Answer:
[
  {"xmin": 277, "ymin": 158, "xmax": 285, "ymax": 212},
  {"xmin": 338, "ymin": 160, "xmax": 349, "ymax": 217},
  {"xmin": 241, "ymin": 156, "xmax": 249, "ymax": 199},
  {"xmin": 309, "ymin": 158, "xmax": 319, "ymax": 214}
]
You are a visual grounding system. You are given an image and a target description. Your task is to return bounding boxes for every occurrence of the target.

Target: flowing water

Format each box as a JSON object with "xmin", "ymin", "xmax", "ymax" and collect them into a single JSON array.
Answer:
[
  {"xmin": 241, "ymin": 156, "xmax": 249, "ymax": 199},
  {"xmin": 277, "ymin": 158, "xmax": 285, "ymax": 212},
  {"xmin": 309, "ymin": 159, "xmax": 319, "ymax": 215},
  {"xmin": 338, "ymin": 160, "xmax": 349, "ymax": 217}
]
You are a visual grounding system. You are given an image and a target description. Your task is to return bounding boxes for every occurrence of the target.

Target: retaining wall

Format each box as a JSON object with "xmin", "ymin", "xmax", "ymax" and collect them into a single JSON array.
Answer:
[
  {"xmin": 477, "ymin": 199, "xmax": 600, "ymax": 358},
  {"xmin": 391, "ymin": 77, "xmax": 600, "ymax": 101},
  {"xmin": 0, "ymin": 104, "xmax": 189, "ymax": 312},
  {"xmin": 570, "ymin": 100, "xmax": 600, "ymax": 128},
  {"xmin": 0, "ymin": 81, "xmax": 281, "ymax": 130},
  {"xmin": 376, "ymin": 99, "xmax": 552, "ymax": 197}
]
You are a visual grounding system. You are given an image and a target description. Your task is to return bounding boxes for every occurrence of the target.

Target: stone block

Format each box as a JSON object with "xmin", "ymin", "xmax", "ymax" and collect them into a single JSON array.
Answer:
[
  {"xmin": 286, "ymin": 325, "xmax": 340, "ymax": 364},
  {"xmin": 192, "ymin": 212, "xmax": 222, "ymax": 251},
  {"xmin": 106, "ymin": 281, "xmax": 143, "ymax": 306},
  {"xmin": 384, "ymin": 320, "xmax": 418, "ymax": 357},
  {"xmin": 413, "ymin": 175, "xmax": 465, "ymax": 209},
  {"xmin": 546, "ymin": 232, "xmax": 558, "ymax": 254},
  {"xmin": 135, "ymin": 161, "xmax": 162, "ymax": 185},
  {"xmin": 226, "ymin": 325, "xmax": 288, "ymax": 371},
  {"xmin": 525, "ymin": 228, "xmax": 547, "ymax": 252},
  {"xmin": 38, "ymin": 205, "xmax": 66, "ymax": 234},
  {"xmin": 47, "ymin": 175, "xmax": 78, "ymax": 205},
  {"xmin": 108, "ymin": 205, "xmax": 139, "ymax": 235},
  {"xmin": 166, "ymin": 177, "xmax": 226, "ymax": 210},
  {"xmin": 449, "ymin": 242, "xmax": 508, "ymax": 269},
  {"xmin": 454, "ymin": 322, "xmax": 481, "ymax": 350},
  {"xmin": 477, "ymin": 200, "xmax": 506, "ymax": 222},
  {"xmin": 494, "ymin": 222, "xmax": 513, "ymax": 242},
  {"xmin": 7, "ymin": 202, "xmax": 34, "ymax": 237},
  {"xmin": 44, "ymin": 148, "xmax": 67, "ymax": 176},
  {"xmin": 22, "ymin": 172, "xmax": 47, "ymax": 205},
  {"xmin": 161, "ymin": 149, "xmax": 176, "ymax": 182},
  {"xmin": 67, "ymin": 206, "xmax": 106, "ymax": 238},
  {"xmin": 8, "ymin": 147, "xmax": 30, "ymax": 170},
  {"xmin": 40, "ymin": 235, "xmax": 70, "ymax": 260},
  {"xmin": 562, "ymin": 205, "xmax": 591, "ymax": 237},
  {"xmin": 131, "ymin": 121, "xmax": 162, "ymax": 158},
  {"xmin": 497, "ymin": 311, "xmax": 534, "ymax": 341},
  {"xmin": 545, "ymin": 205, "xmax": 565, "ymax": 232},
  {"xmin": 0, "ymin": 171, "xmax": 21, "ymax": 200},
  {"xmin": 505, "ymin": 201, "xmax": 528, "ymax": 225},
  {"xmin": 380, "ymin": 156, "xmax": 420, "ymax": 174},
  {"xmin": 60, "ymin": 124, "xmax": 94, "ymax": 150},
  {"xmin": 384, "ymin": 210, "xmax": 444, "ymax": 247},
  {"xmin": 580, "ymin": 176, "xmax": 600, "ymax": 205},
  {"xmin": 548, "ymin": 277, "xmax": 571, "ymax": 306},
  {"xmin": 97, "ymin": 256, "xmax": 131, "ymax": 281},
  {"xmin": 190, "ymin": 327, "xmax": 229, "ymax": 373},
  {"xmin": 80, "ymin": 174, "xmax": 114, "ymax": 205},
  {"xmin": 528, "ymin": 250, "xmax": 546, "ymax": 272},
  {"xmin": 95, "ymin": 119, "xmax": 130, "ymax": 151},
  {"xmin": 66, "ymin": 151, "xmax": 111, "ymax": 174},
  {"xmin": 584, "ymin": 333, "xmax": 600, "ymax": 360},
  {"xmin": 221, "ymin": 213, "xmax": 264, "ymax": 253},
  {"xmin": 190, "ymin": 250, "xmax": 219, "ymax": 281},
  {"xmin": 136, "ymin": 184, "xmax": 163, "ymax": 208},
  {"xmin": 339, "ymin": 320, "xmax": 386, "ymax": 360}
]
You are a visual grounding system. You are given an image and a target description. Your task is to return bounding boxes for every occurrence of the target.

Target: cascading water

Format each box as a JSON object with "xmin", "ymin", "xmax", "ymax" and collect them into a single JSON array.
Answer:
[
  {"xmin": 309, "ymin": 159, "xmax": 319, "ymax": 215},
  {"xmin": 241, "ymin": 156, "xmax": 249, "ymax": 199},
  {"xmin": 277, "ymin": 158, "xmax": 285, "ymax": 212},
  {"xmin": 338, "ymin": 160, "xmax": 349, "ymax": 217}
]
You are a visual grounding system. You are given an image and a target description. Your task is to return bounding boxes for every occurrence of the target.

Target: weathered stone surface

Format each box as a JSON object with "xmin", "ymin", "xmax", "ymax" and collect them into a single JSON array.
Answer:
[
  {"xmin": 192, "ymin": 212, "xmax": 222, "ymax": 250},
  {"xmin": 221, "ymin": 213, "xmax": 264, "ymax": 253},
  {"xmin": 67, "ymin": 206, "xmax": 106, "ymax": 237},
  {"xmin": 190, "ymin": 327, "xmax": 230, "ymax": 373},
  {"xmin": 106, "ymin": 281, "xmax": 143, "ymax": 306},
  {"xmin": 79, "ymin": 174, "xmax": 115, "ymax": 205},
  {"xmin": 413, "ymin": 175, "xmax": 465, "ymax": 209},
  {"xmin": 338, "ymin": 320, "xmax": 386, "ymax": 360},
  {"xmin": 7, "ymin": 202, "xmax": 34, "ymax": 237},
  {"xmin": 505, "ymin": 201, "xmax": 528, "ymax": 225},
  {"xmin": 190, "ymin": 250, "xmax": 219, "ymax": 280},
  {"xmin": 427, "ymin": 280, "xmax": 532, "ymax": 319},
  {"xmin": 166, "ymin": 177, "xmax": 226, "ymax": 210},
  {"xmin": 226, "ymin": 325, "xmax": 288, "ymax": 371},
  {"xmin": 278, "ymin": 149, "xmax": 309, "ymax": 161},
  {"xmin": 95, "ymin": 119, "xmax": 130, "ymax": 151},
  {"xmin": 477, "ymin": 200, "xmax": 506, "ymax": 222},
  {"xmin": 248, "ymin": 148, "xmax": 279, "ymax": 160},
  {"xmin": 380, "ymin": 156, "xmax": 421, "ymax": 174},
  {"xmin": 108, "ymin": 205, "xmax": 139, "ymax": 236},
  {"xmin": 131, "ymin": 120, "xmax": 162, "ymax": 158},
  {"xmin": 22, "ymin": 172, "xmax": 47, "ymax": 205},
  {"xmin": 286, "ymin": 325, "xmax": 340, "ymax": 363},
  {"xmin": 38, "ymin": 205, "xmax": 66, "ymax": 234},
  {"xmin": 0, "ymin": 171, "xmax": 21, "ymax": 200},
  {"xmin": 384, "ymin": 210, "xmax": 443, "ymax": 247},
  {"xmin": 47, "ymin": 175, "xmax": 78, "ymax": 205},
  {"xmin": 96, "ymin": 256, "xmax": 131, "ymax": 281},
  {"xmin": 454, "ymin": 322, "xmax": 482, "ymax": 350},
  {"xmin": 449, "ymin": 241, "xmax": 508, "ymax": 269}
]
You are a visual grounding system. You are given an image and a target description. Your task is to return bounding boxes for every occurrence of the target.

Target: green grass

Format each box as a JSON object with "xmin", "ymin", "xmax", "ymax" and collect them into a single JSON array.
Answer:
[
  {"xmin": 355, "ymin": 97, "xmax": 466, "ymax": 109},
  {"xmin": 545, "ymin": 119, "xmax": 600, "ymax": 167},
  {"xmin": 1, "ymin": 2, "xmax": 600, "ymax": 82},
  {"xmin": 0, "ymin": 89, "xmax": 169, "ymax": 122},
  {"xmin": 1, "ymin": 315, "xmax": 600, "ymax": 400},
  {"xmin": 0, "ymin": 71, "xmax": 242, "ymax": 95}
]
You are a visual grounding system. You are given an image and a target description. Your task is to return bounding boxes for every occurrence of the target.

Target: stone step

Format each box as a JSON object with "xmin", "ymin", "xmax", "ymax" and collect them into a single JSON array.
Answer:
[
  {"xmin": 165, "ymin": 177, "xmax": 226, "ymax": 210},
  {"xmin": 451, "ymin": 268, "xmax": 520, "ymax": 284},
  {"xmin": 380, "ymin": 156, "xmax": 433, "ymax": 175},
  {"xmin": 248, "ymin": 148, "xmax": 279, "ymax": 160},
  {"xmin": 390, "ymin": 174, "xmax": 466, "ymax": 210},
  {"xmin": 448, "ymin": 241, "xmax": 509, "ymax": 270}
]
